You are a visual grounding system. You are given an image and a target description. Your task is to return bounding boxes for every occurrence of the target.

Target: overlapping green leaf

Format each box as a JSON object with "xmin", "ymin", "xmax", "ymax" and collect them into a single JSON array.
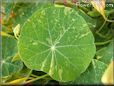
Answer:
[
  {"xmin": 96, "ymin": 42, "xmax": 113, "ymax": 64},
  {"xmin": 0, "ymin": 36, "xmax": 23, "ymax": 78},
  {"xmin": 12, "ymin": 2, "xmax": 39, "ymax": 26},
  {"xmin": 77, "ymin": 9, "xmax": 96, "ymax": 29},
  {"xmin": 69, "ymin": 59, "xmax": 107, "ymax": 84},
  {"xmin": 18, "ymin": 4, "xmax": 96, "ymax": 82}
]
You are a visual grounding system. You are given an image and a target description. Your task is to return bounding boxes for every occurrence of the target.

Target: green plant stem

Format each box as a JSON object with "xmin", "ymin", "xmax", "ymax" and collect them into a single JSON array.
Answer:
[
  {"xmin": 95, "ymin": 40, "xmax": 112, "ymax": 46},
  {"xmin": 96, "ymin": 31, "xmax": 112, "ymax": 39},
  {"xmin": 24, "ymin": 70, "xmax": 32, "ymax": 82},
  {"xmin": 2, "ymin": 74, "xmax": 48, "ymax": 85},
  {"xmin": 96, "ymin": 19, "xmax": 113, "ymax": 39},
  {"xmin": 1, "ymin": 31, "xmax": 15, "ymax": 39},
  {"xmin": 96, "ymin": 20, "xmax": 106, "ymax": 33},
  {"xmin": 22, "ymin": 74, "xmax": 49, "ymax": 85},
  {"xmin": 31, "ymin": 74, "xmax": 39, "ymax": 78},
  {"xmin": 96, "ymin": 32, "xmax": 107, "ymax": 38},
  {"xmin": 103, "ymin": 14, "xmax": 114, "ymax": 22},
  {"xmin": 28, "ymin": 77, "xmax": 34, "ymax": 79},
  {"xmin": 106, "ymin": 19, "xmax": 114, "ymax": 22}
]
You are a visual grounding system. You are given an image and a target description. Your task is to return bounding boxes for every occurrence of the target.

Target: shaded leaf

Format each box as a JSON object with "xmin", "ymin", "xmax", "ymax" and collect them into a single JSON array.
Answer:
[
  {"xmin": 96, "ymin": 42, "xmax": 113, "ymax": 64},
  {"xmin": 12, "ymin": 2, "xmax": 40, "ymax": 26},
  {"xmin": 77, "ymin": 9, "xmax": 96, "ymax": 29},
  {"xmin": 0, "ymin": 36, "xmax": 23, "ymax": 78},
  {"xmin": 69, "ymin": 59, "xmax": 107, "ymax": 84},
  {"xmin": 2, "ymin": 0, "xmax": 14, "ymax": 19}
]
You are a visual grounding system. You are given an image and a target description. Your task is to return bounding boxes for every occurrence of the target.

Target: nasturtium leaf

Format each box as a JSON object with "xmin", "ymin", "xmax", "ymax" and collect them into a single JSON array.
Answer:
[
  {"xmin": 2, "ymin": 0, "xmax": 14, "ymax": 19},
  {"xmin": 13, "ymin": 2, "xmax": 39, "ymax": 26},
  {"xmin": 77, "ymin": 9, "xmax": 96, "ymax": 29},
  {"xmin": 96, "ymin": 42, "xmax": 113, "ymax": 64},
  {"xmin": 18, "ymin": 4, "xmax": 96, "ymax": 82},
  {"xmin": 69, "ymin": 59, "xmax": 107, "ymax": 84},
  {"xmin": 0, "ymin": 36, "xmax": 23, "ymax": 78}
]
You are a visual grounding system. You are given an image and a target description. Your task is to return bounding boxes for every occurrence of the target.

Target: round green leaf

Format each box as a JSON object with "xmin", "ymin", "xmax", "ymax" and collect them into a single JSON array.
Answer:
[
  {"xmin": 1, "ymin": 36, "xmax": 23, "ymax": 78},
  {"xmin": 18, "ymin": 5, "xmax": 96, "ymax": 82}
]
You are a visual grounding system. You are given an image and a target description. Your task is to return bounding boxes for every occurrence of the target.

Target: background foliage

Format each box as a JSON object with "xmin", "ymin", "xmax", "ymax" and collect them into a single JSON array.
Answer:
[{"xmin": 0, "ymin": 0, "xmax": 114, "ymax": 85}]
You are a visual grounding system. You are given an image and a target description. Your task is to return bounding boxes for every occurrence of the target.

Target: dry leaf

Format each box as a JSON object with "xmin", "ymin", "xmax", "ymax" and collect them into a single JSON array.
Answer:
[{"xmin": 91, "ymin": 0, "xmax": 106, "ymax": 18}]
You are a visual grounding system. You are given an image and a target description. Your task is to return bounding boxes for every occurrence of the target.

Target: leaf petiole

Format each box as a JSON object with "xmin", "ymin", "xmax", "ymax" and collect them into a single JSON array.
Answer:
[
  {"xmin": 30, "ymin": 74, "xmax": 39, "ymax": 78},
  {"xmin": 22, "ymin": 74, "xmax": 49, "ymax": 85},
  {"xmin": 96, "ymin": 20, "xmax": 106, "ymax": 33},
  {"xmin": 1, "ymin": 31, "xmax": 14, "ymax": 38},
  {"xmin": 24, "ymin": 70, "xmax": 32, "ymax": 82},
  {"xmin": 95, "ymin": 40, "xmax": 112, "ymax": 46}
]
